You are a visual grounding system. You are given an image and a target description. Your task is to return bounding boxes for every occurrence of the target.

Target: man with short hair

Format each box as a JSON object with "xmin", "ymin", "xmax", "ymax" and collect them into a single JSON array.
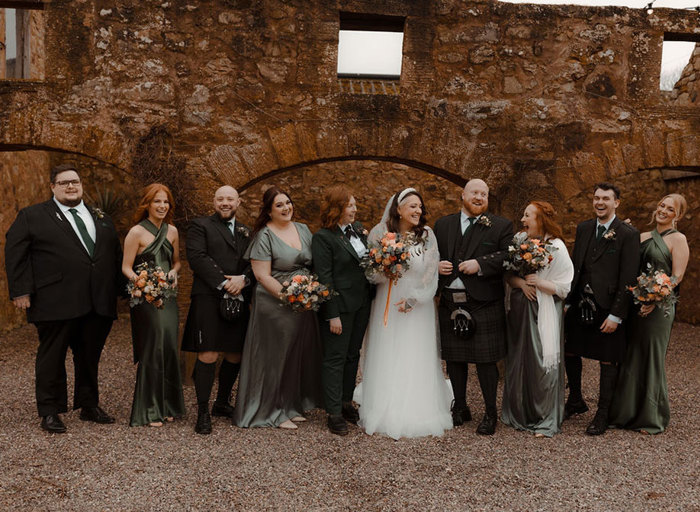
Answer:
[
  {"xmin": 5, "ymin": 164, "xmax": 122, "ymax": 433},
  {"xmin": 434, "ymin": 179, "xmax": 513, "ymax": 436},
  {"xmin": 564, "ymin": 182, "xmax": 639, "ymax": 435},
  {"xmin": 182, "ymin": 185, "xmax": 253, "ymax": 435}
]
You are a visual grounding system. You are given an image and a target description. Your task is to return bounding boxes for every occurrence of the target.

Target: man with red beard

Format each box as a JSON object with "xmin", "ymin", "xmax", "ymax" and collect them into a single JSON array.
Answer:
[{"xmin": 434, "ymin": 179, "xmax": 513, "ymax": 435}]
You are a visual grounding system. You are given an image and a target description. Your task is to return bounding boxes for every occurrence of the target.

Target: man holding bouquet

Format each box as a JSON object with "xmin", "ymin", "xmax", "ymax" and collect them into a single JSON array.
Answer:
[
  {"xmin": 434, "ymin": 179, "xmax": 513, "ymax": 436},
  {"xmin": 5, "ymin": 164, "xmax": 122, "ymax": 433},
  {"xmin": 564, "ymin": 182, "xmax": 639, "ymax": 435}
]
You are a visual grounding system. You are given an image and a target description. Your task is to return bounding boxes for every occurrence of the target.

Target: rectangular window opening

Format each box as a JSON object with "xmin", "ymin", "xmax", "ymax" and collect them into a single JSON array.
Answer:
[
  {"xmin": 1, "ymin": 3, "xmax": 45, "ymax": 80},
  {"xmin": 337, "ymin": 12, "xmax": 405, "ymax": 80},
  {"xmin": 660, "ymin": 33, "xmax": 700, "ymax": 92}
]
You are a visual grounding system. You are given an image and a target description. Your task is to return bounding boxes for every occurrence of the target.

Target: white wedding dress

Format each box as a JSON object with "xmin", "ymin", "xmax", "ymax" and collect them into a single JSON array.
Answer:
[{"xmin": 354, "ymin": 223, "xmax": 453, "ymax": 440}]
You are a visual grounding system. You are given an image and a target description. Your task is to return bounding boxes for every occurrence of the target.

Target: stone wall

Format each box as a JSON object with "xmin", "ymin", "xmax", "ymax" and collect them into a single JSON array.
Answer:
[
  {"xmin": 670, "ymin": 43, "xmax": 700, "ymax": 105},
  {"xmin": 1, "ymin": 0, "xmax": 700, "ymax": 324}
]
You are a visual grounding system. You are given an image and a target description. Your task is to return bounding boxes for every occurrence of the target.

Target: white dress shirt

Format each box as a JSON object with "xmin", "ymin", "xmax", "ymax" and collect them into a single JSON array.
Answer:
[
  {"xmin": 53, "ymin": 197, "xmax": 96, "ymax": 253},
  {"xmin": 339, "ymin": 224, "xmax": 367, "ymax": 258},
  {"xmin": 447, "ymin": 211, "xmax": 481, "ymax": 289}
]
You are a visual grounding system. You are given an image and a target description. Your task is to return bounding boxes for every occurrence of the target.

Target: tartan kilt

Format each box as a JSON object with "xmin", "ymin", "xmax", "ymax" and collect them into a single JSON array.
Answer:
[
  {"xmin": 181, "ymin": 294, "xmax": 249, "ymax": 353},
  {"xmin": 438, "ymin": 292, "xmax": 507, "ymax": 363},
  {"xmin": 564, "ymin": 303, "xmax": 626, "ymax": 363}
]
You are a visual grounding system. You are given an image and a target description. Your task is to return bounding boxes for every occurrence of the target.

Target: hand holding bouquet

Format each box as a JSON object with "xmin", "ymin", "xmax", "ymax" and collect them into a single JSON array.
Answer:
[
  {"xmin": 628, "ymin": 264, "xmax": 678, "ymax": 317},
  {"xmin": 361, "ymin": 232, "xmax": 415, "ymax": 284},
  {"xmin": 279, "ymin": 273, "xmax": 333, "ymax": 312},
  {"xmin": 127, "ymin": 262, "xmax": 177, "ymax": 309},
  {"xmin": 503, "ymin": 232, "xmax": 556, "ymax": 277}
]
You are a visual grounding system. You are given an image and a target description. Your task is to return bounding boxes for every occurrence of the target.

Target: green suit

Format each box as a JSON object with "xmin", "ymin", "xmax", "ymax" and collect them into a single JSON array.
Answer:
[{"xmin": 312, "ymin": 222, "xmax": 372, "ymax": 415}]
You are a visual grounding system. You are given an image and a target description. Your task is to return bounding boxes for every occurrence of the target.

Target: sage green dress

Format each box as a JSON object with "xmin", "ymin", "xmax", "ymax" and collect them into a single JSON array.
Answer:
[
  {"xmin": 129, "ymin": 219, "xmax": 186, "ymax": 426},
  {"xmin": 609, "ymin": 229, "xmax": 677, "ymax": 434},
  {"xmin": 233, "ymin": 223, "xmax": 323, "ymax": 428}
]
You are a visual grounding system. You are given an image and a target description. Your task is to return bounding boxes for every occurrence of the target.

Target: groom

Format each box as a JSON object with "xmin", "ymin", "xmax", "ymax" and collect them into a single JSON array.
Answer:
[
  {"xmin": 5, "ymin": 164, "xmax": 122, "ymax": 433},
  {"xmin": 434, "ymin": 179, "xmax": 513, "ymax": 435},
  {"xmin": 564, "ymin": 182, "xmax": 639, "ymax": 435}
]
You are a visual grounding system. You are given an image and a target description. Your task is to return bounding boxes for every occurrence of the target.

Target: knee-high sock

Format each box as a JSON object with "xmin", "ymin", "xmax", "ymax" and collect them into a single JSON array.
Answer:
[
  {"xmin": 565, "ymin": 355, "xmax": 583, "ymax": 402},
  {"xmin": 194, "ymin": 360, "xmax": 216, "ymax": 407},
  {"xmin": 597, "ymin": 364, "xmax": 619, "ymax": 415},
  {"xmin": 446, "ymin": 361, "xmax": 468, "ymax": 409},
  {"xmin": 476, "ymin": 362, "xmax": 499, "ymax": 416},
  {"xmin": 216, "ymin": 360, "xmax": 240, "ymax": 405}
]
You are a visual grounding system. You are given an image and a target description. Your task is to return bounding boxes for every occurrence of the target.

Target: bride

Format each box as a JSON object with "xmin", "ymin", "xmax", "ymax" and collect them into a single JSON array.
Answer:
[{"xmin": 354, "ymin": 188, "xmax": 453, "ymax": 439}]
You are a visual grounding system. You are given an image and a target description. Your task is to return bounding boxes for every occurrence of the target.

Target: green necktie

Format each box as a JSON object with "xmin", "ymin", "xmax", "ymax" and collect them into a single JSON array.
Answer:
[
  {"xmin": 68, "ymin": 208, "xmax": 95, "ymax": 257},
  {"xmin": 463, "ymin": 217, "xmax": 475, "ymax": 235},
  {"xmin": 596, "ymin": 224, "xmax": 606, "ymax": 241}
]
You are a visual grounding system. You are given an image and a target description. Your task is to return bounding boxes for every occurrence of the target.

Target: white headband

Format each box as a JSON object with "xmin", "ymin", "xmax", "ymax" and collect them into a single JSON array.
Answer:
[{"xmin": 397, "ymin": 188, "xmax": 417, "ymax": 205}]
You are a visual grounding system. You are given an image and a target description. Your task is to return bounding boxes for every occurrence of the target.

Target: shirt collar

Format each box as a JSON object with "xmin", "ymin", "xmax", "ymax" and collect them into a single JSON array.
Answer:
[
  {"xmin": 596, "ymin": 215, "xmax": 616, "ymax": 231},
  {"xmin": 53, "ymin": 197, "xmax": 86, "ymax": 213}
]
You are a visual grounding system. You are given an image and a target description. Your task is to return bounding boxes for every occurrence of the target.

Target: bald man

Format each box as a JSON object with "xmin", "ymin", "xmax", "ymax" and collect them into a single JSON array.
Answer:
[
  {"xmin": 182, "ymin": 186, "xmax": 254, "ymax": 434},
  {"xmin": 434, "ymin": 179, "xmax": 513, "ymax": 436}
]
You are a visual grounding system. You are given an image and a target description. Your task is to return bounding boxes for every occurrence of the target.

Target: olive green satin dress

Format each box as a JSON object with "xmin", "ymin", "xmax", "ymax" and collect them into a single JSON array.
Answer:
[
  {"xmin": 609, "ymin": 229, "xmax": 677, "ymax": 434},
  {"xmin": 129, "ymin": 219, "xmax": 186, "ymax": 426}
]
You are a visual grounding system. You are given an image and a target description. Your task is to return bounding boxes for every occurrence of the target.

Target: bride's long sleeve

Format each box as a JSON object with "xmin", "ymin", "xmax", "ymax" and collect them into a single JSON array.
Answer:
[
  {"xmin": 365, "ymin": 223, "xmax": 388, "ymax": 285},
  {"xmin": 403, "ymin": 227, "xmax": 439, "ymax": 304}
]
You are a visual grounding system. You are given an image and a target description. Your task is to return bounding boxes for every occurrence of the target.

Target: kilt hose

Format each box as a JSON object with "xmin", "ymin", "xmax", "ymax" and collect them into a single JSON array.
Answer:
[{"xmin": 438, "ymin": 288, "xmax": 507, "ymax": 363}]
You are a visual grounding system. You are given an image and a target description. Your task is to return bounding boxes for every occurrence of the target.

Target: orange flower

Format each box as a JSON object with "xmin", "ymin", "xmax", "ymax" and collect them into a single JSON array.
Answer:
[
  {"xmin": 385, "ymin": 232, "xmax": 396, "ymax": 240},
  {"xmin": 322, "ymin": 290, "xmax": 329, "ymax": 297},
  {"xmin": 288, "ymin": 296, "xmax": 296, "ymax": 303},
  {"xmin": 292, "ymin": 275, "xmax": 304, "ymax": 284},
  {"xmin": 520, "ymin": 244, "xmax": 529, "ymax": 250},
  {"xmin": 296, "ymin": 294, "xmax": 304, "ymax": 302},
  {"xmin": 522, "ymin": 252, "xmax": 533, "ymax": 261}
]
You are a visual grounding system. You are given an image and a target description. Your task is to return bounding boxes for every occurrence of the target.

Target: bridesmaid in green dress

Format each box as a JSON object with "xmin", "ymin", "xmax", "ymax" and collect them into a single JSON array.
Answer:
[
  {"xmin": 233, "ymin": 186, "xmax": 323, "ymax": 429},
  {"xmin": 609, "ymin": 194, "xmax": 689, "ymax": 434},
  {"xmin": 122, "ymin": 183, "xmax": 186, "ymax": 427}
]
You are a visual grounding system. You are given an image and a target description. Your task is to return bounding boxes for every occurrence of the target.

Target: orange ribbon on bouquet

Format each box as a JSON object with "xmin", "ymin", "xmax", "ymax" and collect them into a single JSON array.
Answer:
[{"xmin": 383, "ymin": 280, "xmax": 393, "ymax": 326}]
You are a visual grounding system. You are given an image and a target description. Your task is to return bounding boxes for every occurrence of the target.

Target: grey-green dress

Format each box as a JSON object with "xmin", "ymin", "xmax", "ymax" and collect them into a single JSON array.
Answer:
[
  {"xmin": 501, "ymin": 290, "xmax": 565, "ymax": 437},
  {"xmin": 129, "ymin": 219, "xmax": 185, "ymax": 426},
  {"xmin": 609, "ymin": 229, "xmax": 677, "ymax": 434},
  {"xmin": 233, "ymin": 223, "xmax": 323, "ymax": 427}
]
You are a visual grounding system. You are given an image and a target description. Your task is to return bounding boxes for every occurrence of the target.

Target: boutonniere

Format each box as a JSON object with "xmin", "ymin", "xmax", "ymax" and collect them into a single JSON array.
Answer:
[
  {"xmin": 55, "ymin": 212, "xmax": 63, "ymax": 221},
  {"xmin": 361, "ymin": 228, "xmax": 369, "ymax": 237},
  {"xmin": 603, "ymin": 229, "xmax": 616, "ymax": 241},
  {"xmin": 476, "ymin": 215, "xmax": 492, "ymax": 228},
  {"xmin": 236, "ymin": 226, "xmax": 250, "ymax": 238},
  {"xmin": 90, "ymin": 207, "xmax": 105, "ymax": 219}
]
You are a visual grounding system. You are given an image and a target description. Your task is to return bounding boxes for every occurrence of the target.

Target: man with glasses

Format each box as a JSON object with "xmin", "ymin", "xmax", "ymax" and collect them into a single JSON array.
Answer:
[{"xmin": 5, "ymin": 164, "xmax": 123, "ymax": 433}]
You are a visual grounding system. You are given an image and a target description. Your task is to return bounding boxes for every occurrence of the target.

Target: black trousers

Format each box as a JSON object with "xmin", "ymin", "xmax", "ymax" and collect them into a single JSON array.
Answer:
[
  {"xmin": 319, "ymin": 300, "xmax": 371, "ymax": 415},
  {"xmin": 34, "ymin": 312, "xmax": 113, "ymax": 416}
]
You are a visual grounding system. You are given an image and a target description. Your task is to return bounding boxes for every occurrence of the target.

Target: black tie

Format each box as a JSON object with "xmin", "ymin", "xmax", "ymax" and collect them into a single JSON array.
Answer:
[
  {"xmin": 68, "ymin": 208, "xmax": 95, "ymax": 257},
  {"xmin": 596, "ymin": 225, "xmax": 606, "ymax": 241},
  {"xmin": 226, "ymin": 221, "xmax": 234, "ymax": 235},
  {"xmin": 463, "ymin": 217, "xmax": 476, "ymax": 235},
  {"xmin": 344, "ymin": 226, "xmax": 356, "ymax": 239}
]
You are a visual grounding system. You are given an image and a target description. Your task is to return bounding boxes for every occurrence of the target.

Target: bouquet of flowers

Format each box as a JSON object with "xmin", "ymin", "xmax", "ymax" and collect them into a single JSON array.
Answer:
[
  {"xmin": 126, "ymin": 262, "xmax": 177, "ymax": 309},
  {"xmin": 503, "ymin": 232, "xmax": 557, "ymax": 276},
  {"xmin": 279, "ymin": 273, "xmax": 333, "ymax": 312},
  {"xmin": 361, "ymin": 232, "xmax": 416, "ymax": 284},
  {"xmin": 628, "ymin": 264, "xmax": 678, "ymax": 317}
]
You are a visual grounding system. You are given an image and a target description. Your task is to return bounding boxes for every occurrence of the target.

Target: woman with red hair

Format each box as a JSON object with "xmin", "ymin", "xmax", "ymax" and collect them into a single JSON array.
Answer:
[
  {"xmin": 501, "ymin": 201, "xmax": 574, "ymax": 437},
  {"xmin": 122, "ymin": 183, "xmax": 185, "ymax": 427}
]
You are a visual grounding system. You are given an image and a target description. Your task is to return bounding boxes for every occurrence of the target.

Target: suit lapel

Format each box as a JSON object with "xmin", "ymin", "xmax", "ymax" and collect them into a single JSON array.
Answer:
[
  {"xmin": 446, "ymin": 214, "xmax": 460, "ymax": 262},
  {"xmin": 592, "ymin": 217, "xmax": 620, "ymax": 262},
  {"xmin": 46, "ymin": 201, "xmax": 91, "ymax": 257},
  {"xmin": 88, "ymin": 206, "xmax": 103, "ymax": 259},
  {"xmin": 462, "ymin": 214, "xmax": 489, "ymax": 259},
  {"xmin": 335, "ymin": 226, "xmax": 361, "ymax": 262},
  {"xmin": 211, "ymin": 214, "xmax": 237, "ymax": 251}
]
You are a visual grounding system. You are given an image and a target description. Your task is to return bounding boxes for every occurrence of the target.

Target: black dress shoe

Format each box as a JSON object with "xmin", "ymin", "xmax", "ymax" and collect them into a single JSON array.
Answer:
[
  {"xmin": 327, "ymin": 414, "xmax": 348, "ymax": 436},
  {"xmin": 211, "ymin": 402, "xmax": 235, "ymax": 418},
  {"xmin": 451, "ymin": 404, "xmax": 472, "ymax": 427},
  {"xmin": 585, "ymin": 410, "xmax": 608, "ymax": 436},
  {"xmin": 41, "ymin": 414, "xmax": 67, "ymax": 434},
  {"xmin": 79, "ymin": 406, "xmax": 115, "ymax": 424},
  {"xmin": 476, "ymin": 413, "xmax": 497, "ymax": 436},
  {"xmin": 341, "ymin": 402, "xmax": 359, "ymax": 425},
  {"xmin": 564, "ymin": 399, "xmax": 589, "ymax": 420},
  {"xmin": 195, "ymin": 409, "xmax": 212, "ymax": 435}
]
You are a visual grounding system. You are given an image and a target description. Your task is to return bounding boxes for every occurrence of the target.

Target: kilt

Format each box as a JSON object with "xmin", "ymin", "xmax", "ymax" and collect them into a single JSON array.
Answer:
[
  {"xmin": 438, "ymin": 289, "xmax": 507, "ymax": 363},
  {"xmin": 181, "ymin": 294, "xmax": 249, "ymax": 353},
  {"xmin": 564, "ymin": 303, "xmax": 626, "ymax": 363}
]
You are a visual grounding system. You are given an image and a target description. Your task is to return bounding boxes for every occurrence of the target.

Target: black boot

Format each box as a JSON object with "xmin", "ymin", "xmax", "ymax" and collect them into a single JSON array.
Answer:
[
  {"xmin": 564, "ymin": 355, "xmax": 589, "ymax": 419},
  {"xmin": 476, "ymin": 363, "xmax": 498, "ymax": 436},
  {"xmin": 586, "ymin": 364, "xmax": 618, "ymax": 436},
  {"xmin": 212, "ymin": 360, "xmax": 239, "ymax": 418},
  {"xmin": 193, "ymin": 360, "xmax": 216, "ymax": 434},
  {"xmin": 447, "ymin": 362, "xmax": 470, "ymax": 427},
  {"xmin": 195, "ymin": 403, "xmax": 212, "ymax": 435}
]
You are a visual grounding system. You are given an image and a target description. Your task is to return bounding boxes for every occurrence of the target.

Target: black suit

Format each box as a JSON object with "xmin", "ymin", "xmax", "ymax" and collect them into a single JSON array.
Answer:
[
  {"xmin": 5, "ymin": 199, "xmax": 122, "ymax": 416},
  {"xmin": 182, "ymin": 215, "xmax": 254, "ymax": 354},
  {"xmin": 312, "ymin": 223, "xmax": 372, "ymax": 416},
  {"xmin": 565, "ymin": 216, "xmax": 640, "ymax": 363}
]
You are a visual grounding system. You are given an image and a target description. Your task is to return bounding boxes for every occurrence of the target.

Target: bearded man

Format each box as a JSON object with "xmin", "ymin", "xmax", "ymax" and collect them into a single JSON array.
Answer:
[{"xmin": 434, "ymin": 179, "xmax": 513, "ymax": 436}]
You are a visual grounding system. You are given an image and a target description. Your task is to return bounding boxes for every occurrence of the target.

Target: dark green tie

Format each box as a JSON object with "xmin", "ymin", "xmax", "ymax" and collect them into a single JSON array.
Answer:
[
  {"xmin": 463, "ymin": 217, "xmax": 475, "ymax": 235},
  {"xmin": 68, "ymin": 208, "xmax": 95, "ymax": 256},
  {"xmin": 596, "ymin": 224, "xmax": 606, "ymax": 241}
]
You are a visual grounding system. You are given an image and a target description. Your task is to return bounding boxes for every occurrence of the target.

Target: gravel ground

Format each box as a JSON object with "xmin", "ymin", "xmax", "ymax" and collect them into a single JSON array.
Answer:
[{"xmin": 0, "ymin": 316, "xmax": 697, "ymax": 511}]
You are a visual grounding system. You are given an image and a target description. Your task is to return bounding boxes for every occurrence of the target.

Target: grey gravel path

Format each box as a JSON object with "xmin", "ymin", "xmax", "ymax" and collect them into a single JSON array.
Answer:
[{"xmin": 0, "ymin": 317, "xmax": 697, "ymax": 511}]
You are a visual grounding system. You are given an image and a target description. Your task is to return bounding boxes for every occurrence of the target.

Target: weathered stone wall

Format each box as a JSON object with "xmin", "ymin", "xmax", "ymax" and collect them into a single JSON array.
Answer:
[
  {"xmin": 1, "ymin": 0, "xmax": 699, "ymax": 324},
  {"xmin": 670, "ymin": 43, "xmax": 700, "ymax": 105}
]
